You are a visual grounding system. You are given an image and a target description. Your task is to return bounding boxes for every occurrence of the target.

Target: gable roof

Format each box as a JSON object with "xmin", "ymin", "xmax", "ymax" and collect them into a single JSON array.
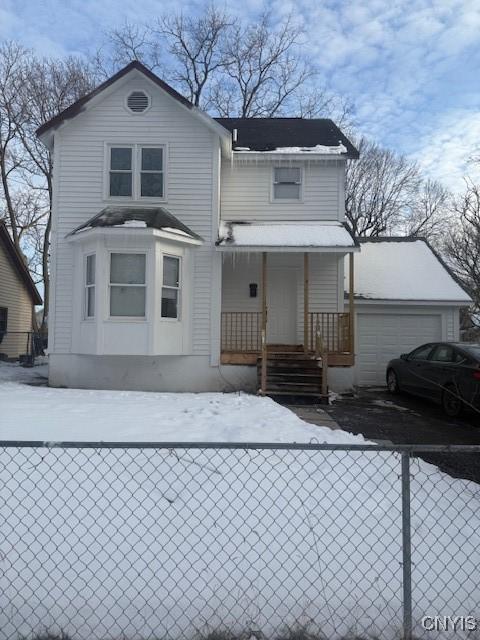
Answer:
[
  {"xmin": 36, "ymin": 61, "xmax": 231, "ymax": 152},
  {"xmin": 216, "ymin": 117, "xmax": 359, "ymax": 158},
  {"xmin": 70, "ymin": 206, "xmax": 202, "ymax": 241},
  {"xmin": 36, "ymin": 61, "xmax": 194, "ymax": 139},
  {"xmin": 346, "ymin": 237, "xmax": 471, "ymax": 303},
  {"xmin": 0, "ymin": 221, "xmax": 42, "ymax": 305}
]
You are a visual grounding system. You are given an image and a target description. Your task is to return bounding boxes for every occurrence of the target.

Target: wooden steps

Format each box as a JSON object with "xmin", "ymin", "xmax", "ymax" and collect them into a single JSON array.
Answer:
[{"xmin": 257, "ymin": 352, "xmax": 327, "ymax": 401}]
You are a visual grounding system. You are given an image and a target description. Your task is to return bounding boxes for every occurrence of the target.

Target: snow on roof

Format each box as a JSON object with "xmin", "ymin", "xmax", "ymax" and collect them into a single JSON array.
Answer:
[
  {"xmin": 218, "ymin": 221, "xmax": 357, "ymax": 250},
  {"xmin": 348, "ymin": 239, "xmax": 471, "ymax": 302},
  {"xmin": 233, "ymin": 143, "xmax": 347, "ymax": 155}
]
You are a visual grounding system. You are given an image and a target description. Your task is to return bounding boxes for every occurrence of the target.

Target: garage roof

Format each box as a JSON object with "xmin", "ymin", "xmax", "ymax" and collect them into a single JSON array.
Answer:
[{"xmin": 347, "ymin": 238, "xmax": 472, "ymax": 303}]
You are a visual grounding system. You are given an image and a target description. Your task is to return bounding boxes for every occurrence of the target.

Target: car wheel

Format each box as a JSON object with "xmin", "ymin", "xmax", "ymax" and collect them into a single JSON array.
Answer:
[
  {"xmin": 386, "ymin": 369, "xmax": 400, "ymax": 394},
  {"xmin": 442, "ymin": 385, "xmax": 463, "ymax": 418}
]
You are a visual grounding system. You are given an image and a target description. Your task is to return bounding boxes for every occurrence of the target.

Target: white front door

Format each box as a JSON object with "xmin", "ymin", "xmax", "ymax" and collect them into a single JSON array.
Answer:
[{"xmin": 267, "ymin": 268, "xmax": 297, "ymax": 344}]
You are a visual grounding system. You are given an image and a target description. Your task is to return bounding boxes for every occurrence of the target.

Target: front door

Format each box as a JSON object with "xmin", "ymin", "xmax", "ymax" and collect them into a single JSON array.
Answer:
[{"xmin": 266, "ymin": 268, "xmax": 297, "ymax": 344}]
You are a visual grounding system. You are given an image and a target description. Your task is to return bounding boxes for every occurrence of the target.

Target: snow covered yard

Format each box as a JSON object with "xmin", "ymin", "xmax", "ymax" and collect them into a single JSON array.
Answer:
[
  {"xmin": 0, "ymin": 361, "xmax": 354, "ymax": 442},
  {"xmin": 0, "ymin": 363, "xmax": 479, "ymax": 640}
]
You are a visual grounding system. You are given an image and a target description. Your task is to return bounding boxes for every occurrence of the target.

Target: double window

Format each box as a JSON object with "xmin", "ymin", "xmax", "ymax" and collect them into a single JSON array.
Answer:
[
  {"xmin": 273, "ymin": 167, "xmax": 302, "ymax": 200},
  {"xmin": 85, "ymin": 254, "xmax": 96, "ymax": 318},
  {"xmin": 108, "ymin": 145, "xmax": 164, "ymax": 199},
  {"xmin": 109, "ymin": 253, "xmax": 146, "ymax": 318}
]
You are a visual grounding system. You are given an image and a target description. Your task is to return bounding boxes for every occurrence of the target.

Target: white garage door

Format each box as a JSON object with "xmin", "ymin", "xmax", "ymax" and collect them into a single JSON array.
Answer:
[{"xmin": 356, "ymin": 313, "xmax": 442, "ymax": 386}]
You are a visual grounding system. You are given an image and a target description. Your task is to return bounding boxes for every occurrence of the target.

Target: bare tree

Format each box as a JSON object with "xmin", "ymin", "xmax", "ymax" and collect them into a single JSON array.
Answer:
[
  {"xmin": 214, "ymin": 12, "xmax": 313, "ymax": 117},
  {"xmin": 0, "ymin": 41, "xmax": 29, "ymax": 246},
  {"xmin": 445, "ymin": 180, "xmax": 480, "ymax": 324},
  {"xmin": 13, "ymin": 55, "xmax": 95, "ymax": 328},
  {"xmin": 345, "ymin": 137, "xmax": 421, "ymax": 237},
  {"xmin": 401, "ymin": 179, "xmax": 453, "ymax": 244},
  {"xmin": 155, "ymin": 7, "xmax": 231, "ymax": 106}
]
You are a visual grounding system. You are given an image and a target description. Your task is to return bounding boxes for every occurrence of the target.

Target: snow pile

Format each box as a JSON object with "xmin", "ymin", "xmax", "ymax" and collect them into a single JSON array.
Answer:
[
  {"xmin": 234, "ymin": 143, "xmax": 347, "ymax": 155},
  {"xmin": 0, "ymin": 364, "xmax": 479, "ymax": 640},
  {"xmin": 218, "ymin": 221, "xmax": 355, "ymax": 248},
  {"xmin": 348, "ymin": 240, "xmax": 471, "ymax": 301}
]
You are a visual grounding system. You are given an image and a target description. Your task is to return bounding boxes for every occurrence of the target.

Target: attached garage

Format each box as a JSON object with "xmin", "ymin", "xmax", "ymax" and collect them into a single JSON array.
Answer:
[{"xmin": 347, "ymin": 239, "xmax": 472, "ymax": 387}]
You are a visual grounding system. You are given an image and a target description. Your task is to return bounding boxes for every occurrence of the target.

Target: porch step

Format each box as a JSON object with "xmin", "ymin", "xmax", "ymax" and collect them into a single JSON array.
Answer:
[{"xmin": 257, "ymin": 354, "xmax": 326, "ymax": 400}]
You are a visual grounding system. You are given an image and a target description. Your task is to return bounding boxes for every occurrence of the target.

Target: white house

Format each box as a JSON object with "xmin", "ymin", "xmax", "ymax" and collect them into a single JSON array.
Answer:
[{"xmin": 37, "ymin": 61, "xmax": 471, "ymax": 396}]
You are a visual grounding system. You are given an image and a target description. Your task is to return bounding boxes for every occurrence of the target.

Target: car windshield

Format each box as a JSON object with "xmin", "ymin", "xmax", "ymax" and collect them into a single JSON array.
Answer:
[{"xmin": 461, "ymin": 345, "xmax": 480, "ymax": 359}]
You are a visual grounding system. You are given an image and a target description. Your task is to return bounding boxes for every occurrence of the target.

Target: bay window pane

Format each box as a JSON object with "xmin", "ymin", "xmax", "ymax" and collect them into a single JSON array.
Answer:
[
  {"xmin": 110, "ymin": 172, "xmax": 132, "ymax": 197},
  {"xmin": 110, "ymin": 286, "xmax": 146, "ymax": 317},
  {"xmin": 141, "ymin": 172, "xmax": 164, "ymax": 197},
  {"xmin": 274, "ymin": 183, "xmax": 301, "ymax": 199},
  {"xmin": 163, "ymin": 256, "xmax": 179, "ymax": 287},
  {"xmin": 142, "ymin": 148, "xmax": 163, "ymax": 171},
  {"xmin": 86, "ymin": 286, "xmax": 95, "ymax": 317},
  {"xmin": 161, "ymin": 288, "xmax": 178, "ymax": 318},
  {"xmin": 111, "ymin": 147, "xmax": 132, "ymax": 170},
  {"xmin": 86, "ymin": 254, "xmax": 95, "ymax": 285},
  {"xmin": 110, "ymin": 254, "xmax": 145, "ymax": 284}
]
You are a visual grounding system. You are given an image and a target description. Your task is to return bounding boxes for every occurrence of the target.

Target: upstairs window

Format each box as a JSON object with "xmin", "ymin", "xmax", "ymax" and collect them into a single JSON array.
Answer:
[
  {"xmin": 107, "ymin": 145, "xmax": 165, "ymax": 199},
  {"xmin": 85, "ymin": 254, "xmax": 96, "ymax": 318},
  {"xmin": 109, "ymin": 253, "xmax": 146, "ymax": 317},
  {"xmin": 141, "ymin": 148, "xmax": 164, "ymax": 197},
  {"xmin": 273, "ymin": 167, "xmax": 302, "ymax": 200},
  {"xmin": 0, "ymin": 307, "xmax": 7, "ymax": 334},
  {"xmin": 161, "ymin": 255, "xmax": 180, "ymax": 319},
  {"xmin": 109, "ymin": 147, "xmax": 133, "ymax": 197}
]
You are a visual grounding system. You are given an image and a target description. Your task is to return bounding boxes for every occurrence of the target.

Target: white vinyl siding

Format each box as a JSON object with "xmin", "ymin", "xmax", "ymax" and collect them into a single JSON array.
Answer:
[
  {"xmin": 51, "ymin": 72, "xmax": 215, "ymax": 355},
  {"xmin": 221, "ymin": 161, "xmax": 343, "ymax": 221}
]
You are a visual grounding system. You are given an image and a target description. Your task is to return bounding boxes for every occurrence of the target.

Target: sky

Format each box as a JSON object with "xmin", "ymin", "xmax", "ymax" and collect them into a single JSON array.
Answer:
[{"xmin": 1, "ymin": 0, "xmax": 480, "ymax": 191}]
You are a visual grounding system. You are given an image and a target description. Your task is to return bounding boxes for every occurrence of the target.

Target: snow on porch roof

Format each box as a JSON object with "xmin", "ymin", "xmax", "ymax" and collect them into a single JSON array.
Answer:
[
  {"xmin": 216, "ymin": 221, "xmax": 359, "ymax": 252},
  {"xmin": 347, "ymin": 238, "xmax": 472, "ymax": 303}
]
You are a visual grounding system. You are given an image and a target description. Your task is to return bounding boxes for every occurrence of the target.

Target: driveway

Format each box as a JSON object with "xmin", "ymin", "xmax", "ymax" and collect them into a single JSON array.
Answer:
[{"xmin": 322, "ymin": 387, "xmax": 480, "ymax": 483}]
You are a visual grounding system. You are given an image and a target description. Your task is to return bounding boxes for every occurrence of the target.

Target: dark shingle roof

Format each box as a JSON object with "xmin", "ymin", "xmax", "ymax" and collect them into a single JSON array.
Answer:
[
  {"xmin": 70, "ymin": 207, "xmax": 202, "ymax": 240},
  {"xmin": 215, "ymin": 117, "xmax": 359, "ymax": 158},
  {"xmin": 0, "ymin": 221, "xmax": 42, "ymax": 305}
]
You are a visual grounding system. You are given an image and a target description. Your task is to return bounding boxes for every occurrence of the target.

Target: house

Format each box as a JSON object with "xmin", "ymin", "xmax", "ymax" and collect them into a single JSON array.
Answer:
[
  {"xmin": 0, "ymin": 221, "xmax": 42, "ymax": 360},
  {"xmin": 35, "ymin": 61, "xmax": 469, "ymax": 394},
  {"xmin": 347, "ymin": 238, "xmax": 472, "ymax": 386}
]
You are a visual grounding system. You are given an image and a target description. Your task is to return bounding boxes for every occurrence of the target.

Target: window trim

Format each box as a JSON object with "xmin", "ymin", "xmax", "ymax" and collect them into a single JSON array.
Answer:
[
  {"xmin": 271, "ymin": 165, "xmax": 304, "ymax": 203},
  {"xmin": 161, "ymin": 254, "xmax": 181, "ymax": 321},
  {"xmin": 84, "ymin": 253, "xmax": 96, "ymax": 320},
  {"xmin": 104, "ymin": 143, "xmax": 167, "ymax": 202},
  {"xmin": 108, "ymin": 250, "xmax": 148, "ymax": 321}
]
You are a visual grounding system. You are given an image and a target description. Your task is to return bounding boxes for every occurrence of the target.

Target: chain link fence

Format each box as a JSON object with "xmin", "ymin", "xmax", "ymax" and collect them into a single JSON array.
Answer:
[{"xmin": 0, "ymin": 442, "xmax": 479, "ymax": 640}]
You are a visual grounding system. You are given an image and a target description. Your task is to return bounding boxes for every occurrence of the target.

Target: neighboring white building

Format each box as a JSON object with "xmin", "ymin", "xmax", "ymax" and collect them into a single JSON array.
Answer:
[{"xmin": 37, "ymin": 61, "xmax": 470, "ymax": 395}]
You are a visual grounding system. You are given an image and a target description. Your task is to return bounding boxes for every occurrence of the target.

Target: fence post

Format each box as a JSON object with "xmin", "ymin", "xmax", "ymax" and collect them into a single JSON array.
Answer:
[{"xmin": 401, "ymin": 452, "xmax": 413, "ymax": 640}]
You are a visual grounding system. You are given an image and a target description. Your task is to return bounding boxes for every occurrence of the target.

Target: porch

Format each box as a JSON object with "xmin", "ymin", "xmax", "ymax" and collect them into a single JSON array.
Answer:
[{"xmin": 219, "ymin": 245, "xmax": 357, "ymax": 396}]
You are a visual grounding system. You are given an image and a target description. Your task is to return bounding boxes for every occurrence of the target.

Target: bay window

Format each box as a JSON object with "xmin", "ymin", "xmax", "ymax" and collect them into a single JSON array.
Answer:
[
  {"xmin": 162, "ymin": 255, "xmax": 180, "ymax": 319},
  {"xmin": 109, "ymin": 253, "xmax": 146, "ymax": 317}
]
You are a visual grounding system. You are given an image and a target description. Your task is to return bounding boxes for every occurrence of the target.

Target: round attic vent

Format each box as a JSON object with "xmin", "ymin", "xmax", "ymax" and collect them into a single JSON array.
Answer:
[{"xmin": 127, "ymin": 91, "xmax": 150, "ymax": 113}]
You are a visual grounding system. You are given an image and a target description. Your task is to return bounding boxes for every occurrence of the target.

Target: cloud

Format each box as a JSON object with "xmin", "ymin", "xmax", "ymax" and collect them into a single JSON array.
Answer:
[{"xmin": 410, "ymin": 110, "xmax": 480, "ymax": 192}]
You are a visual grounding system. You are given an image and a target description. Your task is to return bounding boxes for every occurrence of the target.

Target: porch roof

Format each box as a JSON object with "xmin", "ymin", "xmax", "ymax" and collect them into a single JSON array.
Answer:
[{"xmin": 216, "ymin": 221, "xmax": 359, "ymax": 253}]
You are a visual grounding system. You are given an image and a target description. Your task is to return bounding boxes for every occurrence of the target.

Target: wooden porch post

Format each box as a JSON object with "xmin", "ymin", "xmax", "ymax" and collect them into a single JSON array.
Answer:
[
  {"xmin": 303, "ymin": 252, "xmax": 309, "ymax": 353},
  {"xmin": 260, "ymin": 252, "xmax": 268, "ymax": 394},
  {"xmin": 349, "ymin": 252, "xmax": 355, "ymax": 357}
]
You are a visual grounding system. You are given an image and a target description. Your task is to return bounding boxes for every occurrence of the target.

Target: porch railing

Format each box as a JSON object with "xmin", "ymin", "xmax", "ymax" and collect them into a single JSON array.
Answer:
[
  {"xmin": 308, "ymin": 312, "xmax": 352, "ymax": 354},
  {"xmin": 221, "ymin": 311, "xmax": 352, "ymax": 354},
  {"xmin": 221, "ymin": 312, "xmax": 262, "ymax": 352}
]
